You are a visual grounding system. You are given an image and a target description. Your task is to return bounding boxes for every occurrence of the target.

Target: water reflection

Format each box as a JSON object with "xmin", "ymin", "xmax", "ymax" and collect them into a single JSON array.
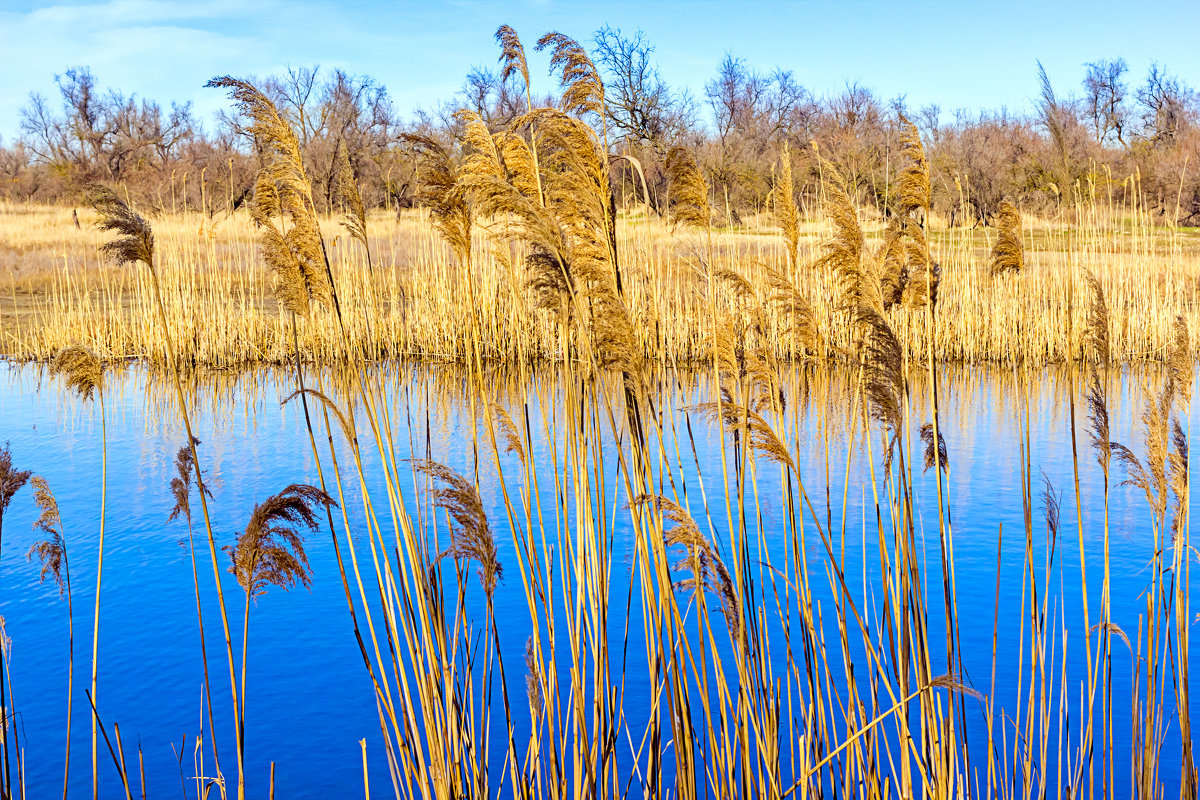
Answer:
[{"xmin": 0, "ymin": 361, "xmax": 1193, "ymax": 797}]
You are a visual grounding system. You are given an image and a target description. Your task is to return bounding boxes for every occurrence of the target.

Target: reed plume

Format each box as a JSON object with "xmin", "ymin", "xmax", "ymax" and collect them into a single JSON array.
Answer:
[
  {"xmin": 167, "ymin": 436, "xmax": 220, "ymax": 773},
  {"xmin": 496, "ymin": 25, "xmax": 531, "ymax": 95},
  {"xmin": 815, "ymin": 169, "xmax": 879, "ymax": 314},
  {"xmin": 524, "ymin": 637, "xmax": 543, "ymax": 725},
  {"xmin": 495, "ymin": 130, "xmax": 542, "ymax": 201},
  {"xmin": 28, "ymin": 477, "xmax": 67, "ymax": 593},
  {"xmin": 25, "ymin": 475, "xmax": 74, "ymax": 800},
  {"xmin": 898, "ymin": 219, "xmax": 940, "ymax": 311},
  {"xmin": 0, "ymin": 443, "xmax": 30, "ymax": 534},
  {"xmin": 665, "ymin": 146, "xmax": 711, "ymax": 229},
  {"xmin": 877, "ymin": 218, "xmax": 910, "ymax": 310},
  {"xmin": 209, "ymin": 76, "xmax": 331, "ymax": 315},
  {"xmin": 1086, "ymin": 374, "xmax": 1112, "ymax": 476},
  {"xmin": 227, "ymin": 483, "xmax": 333, "ymax": 794},
  {"xmin": 0, "ymin": 443, "xmax": 30, "ymax": 800},
  {"xmin": 690, "ymin": 388, "xmax": 794, "ymax": 471},
  {"xmin": 1083, "ymin": 270, "xmax": 1113, "ymax": 476},
  {"xmin": 774, "ymin": 142, "xmax": 800, "ymax": 270},
  {"xmin": 1168, "ymin": 418, "xmax": 1189, "ymax": 540},
  {"xmin": 412, "ymin": 460, "xmax": 502, "ymax": 600},
  {"xmin": 897, "ymin": 115, "xmax": 931, "ymax": 217},
  {"xmin": 858, "ymin": 306, "xmax": 906, "ymax": 467},
  {"xmin": 492, "ymin": 405, "xmax": 527, "ymax": 469},
  {"xmin": 402, "ymin": 133, "xmax": 474, "ymax": 267},
  {"xmin": 88, "ymin": 186, "xmax": 154, "ymax": 269},
  {"xmin": 989, "ymin": 200, "xmax": 1024, "ymax": 275},
  {"xmin": 1112, "ymin": 388, "xmax": 1172, "ymax": 525},
  {"xmin": 51, "ymin": 346, "xmax": 103, "ymax": 401},
  {"xmin": 1083, "ymin": 270, "xmax": 1110, "ymax": 366},
  {"xmin": 921, "ymin": 423, "xmax": 948, "ymax": 474},
  {"xmin": 334, "ymin": 141, "xmax": 369, "ymax": 253},
  {"xmin": 226, "ymin": 484, "xmax": 333, "ymax": 597},
  {"xmin": 633, "ymin": 494, "xmax": 742, "ymax": 641},
  {"xmin": 1167, "ymin": 316, "xmax": 1191, "ymax": 405},
  {"xmin": 1041, "ymin": 474, "xmax": 1061, "ymax": 538},
  {"xmin": 168, "ymin": 438, "xmax": 211, "ymax": 528},
  {"xmin": 535, "ymin": 32, "xmax": 605, "ymax": 118},
  {"xmin": 764, "ymin": 265, "xmax": 822, "ymax": 357}
]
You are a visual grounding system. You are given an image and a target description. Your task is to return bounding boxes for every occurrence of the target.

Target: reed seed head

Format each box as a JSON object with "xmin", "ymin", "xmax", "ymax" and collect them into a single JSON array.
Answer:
[
  {"xmin": 665, "ymin": 146, "xmax": 711, "ymax": 230},
  {"xmin": 167, "ymin": 438, "xmax": 210, "ymax": 526},
  {"xmin": 1083, "ymin": 269, "xmax": 1110, "ymax": 366},
  {"xmin": 0, "ymin": 442, "xmax": 31, "ymax": 521},
  {"xmin": 989, "ymin": 200, "xmax": 1024, "ymax": 276},
  {"xmin": 51, "ymin": 346, "xmax": 103, "ymax": 402},
  {"xmin": 495, "ymin": 25, "xmax": 531, "ymax": 95},
  {"xmin": 412, "ymin": 460, "xmax": 502, "ymax": 599},
  {"xmin": 921, "ymin": 423, "xmax": 948, "ymax": 474},
  {"xmin": 535, "ymin": 32, "xmax": 605, "ymax": 118},
  {"xmin": 775, "ymin": 141, "xmax": 800, "ymax": 271},
  {"xmin": 896, "ymin": 115, "xmax": 931, "ymax": 216},
  {"xmin": 334, "ymin": 140, "xmax": 368, "ymax": 249},
  {"xmin": 211, "ymin": 75, "xmax": 331, "ymax": 315},
  {"xmin": 27, "ymin": 476, "xmax": 67, "ymax": 595},
  {"xmin": 524, "ymin": 637, "xmax": 543, "ymax": 724},
  {"xmin": 89, "ymin": 185, "xmax": 155, "ymax": 269},
  {"xmin": 633, "ymin": 494, "xmax": 742, "ymax": 640},
  {"xmin": 226, "ymin": 484, "xmax": 334, "ymax": 597}
]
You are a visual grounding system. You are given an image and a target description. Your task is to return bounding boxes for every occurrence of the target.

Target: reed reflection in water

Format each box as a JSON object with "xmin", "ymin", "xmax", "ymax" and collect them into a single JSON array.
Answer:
[{"xmin": 0, "ymin": 361, "xmax": 1194, "ymax": 798}]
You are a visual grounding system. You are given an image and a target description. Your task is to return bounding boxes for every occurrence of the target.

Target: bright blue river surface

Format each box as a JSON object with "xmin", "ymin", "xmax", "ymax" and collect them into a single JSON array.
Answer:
[{"xmin": 0, "ymin": 362, "xmax": 1195, "ymax": 797}]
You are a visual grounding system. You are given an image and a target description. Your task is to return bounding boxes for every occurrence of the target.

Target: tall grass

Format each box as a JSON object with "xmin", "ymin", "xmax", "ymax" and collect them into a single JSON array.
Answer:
[
  {"xmin": 1, "ymin": 172, "xmax": 1197, "ymax": 369},
  {"xmin": 0, "ymin": 25, "xmax": 1196, "ymax": 800}
]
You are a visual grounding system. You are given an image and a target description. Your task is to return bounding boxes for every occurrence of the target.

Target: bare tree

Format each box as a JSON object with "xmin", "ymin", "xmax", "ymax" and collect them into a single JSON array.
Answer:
[
  {"xmin": 704, "ymin": 53, "xmax": 815, "ymax": 212},
  {"xmin": 593, "ymin": 26, "xmax": 694, "ymax": 151},
  {"xmin": 1136, "ymin": 63, "xmax": 1191, "ymax": 145},
  {"xmin": 1083, "ymin": 58, "xmax": 1128, "ymax": 146},
  {"xmin": 460, "ymin": 67, "xmax": 524, "ymax": 129}
]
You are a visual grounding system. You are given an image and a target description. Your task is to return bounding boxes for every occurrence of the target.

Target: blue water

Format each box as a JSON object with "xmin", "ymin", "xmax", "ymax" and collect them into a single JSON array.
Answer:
[{"xmin": 0, "ymin": 362, "xmax": 1195, "ymax": 797}]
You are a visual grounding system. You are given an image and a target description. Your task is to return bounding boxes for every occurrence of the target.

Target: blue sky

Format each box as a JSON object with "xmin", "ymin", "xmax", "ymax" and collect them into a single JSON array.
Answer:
[{"xmin": 1, "ymin": 0, "xmax": 1198, "ymax": 142}]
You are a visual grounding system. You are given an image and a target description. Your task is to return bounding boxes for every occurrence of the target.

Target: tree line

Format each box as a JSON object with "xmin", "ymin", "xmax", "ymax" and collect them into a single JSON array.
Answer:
[{"xmin": 2, "ymin": 28, "xmax": 1197, "ymax": 226}]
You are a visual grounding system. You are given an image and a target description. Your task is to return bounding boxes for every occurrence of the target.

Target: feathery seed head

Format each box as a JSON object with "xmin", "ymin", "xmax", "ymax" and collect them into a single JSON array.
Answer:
[
  {"xmin": 665, "ymin": 146, "xmax": 711, "ymax": 229},
  {"xmin": 535, "ymin": 32, "xmax": 605, "ymax": 118},
  {"xmin": 1083, "ymin": 270, "xmax": 1110, "ymax": 366},
  {"xmin": 51, "ymin": 346, "xmax": 103, "ymax": 402},
  {"xmin": 921, "ymin": 423, "xmax": 948, "ymax": 474},
  {"xmin": 27, "ymin": 476, "xmax": 67, "ymax": 594},
  {"xmin": 524, "ymin": 637, "xmax": 543, "ymax": 724},
  {"xmin": 1167, "ymin": 315, "xmax": 1191, "ymax": 405},
  {"xmin": 334, "ymin": 141, "xmax": 368, "ymax": 249},
  {"xmin": 896, "ymin": 115, "xmax": 931, "ymax": 216},
  {"xmin": 0, "ymin": 442, "xmax": 31, "ymax": 519},
  {"xmin": 211, "ymin": 75, "xmax": 331, "ymax": 314},
  {"xmin": 168, "ymin": 438, "xmax": 210, "ymax": 526},
  {"xmin": 775, "ymin": 142, "xmax": 800, "ymax": 270},
  {"xmin": 990, "ymin": 200, "xmax": 1024, "ymax": 276},
  {"xmin": 412, "ymin": 460, "xmax": 502, "ymax": 599},
  {"xmin": 496, "ymin": 26, "xmax": 531, "ymax": 95},
  {"xmin": 89, "ymin": 185, "xmax": 155, "ymax": 269},
  {"xmin": 633, "ymin": 494, "xmax": 742, "ymax": 640},
  {"xmin": 226, "ymin": 484, "xmax": 333, "ymax": 598}
]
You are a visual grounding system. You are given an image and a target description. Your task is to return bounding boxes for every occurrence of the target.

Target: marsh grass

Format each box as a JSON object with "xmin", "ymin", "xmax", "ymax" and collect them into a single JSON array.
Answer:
[{"xmin": 2, "ymin": 172, "xmax": 1197, "ymax": 369}]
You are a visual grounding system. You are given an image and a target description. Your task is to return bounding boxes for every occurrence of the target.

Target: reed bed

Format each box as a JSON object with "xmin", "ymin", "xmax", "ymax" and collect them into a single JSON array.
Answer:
[
  {"xmin": 0, "ymin": 27, "xmax": 1196, "ymax": 800},
  {"xmin": 2, "ymin": 193, "xmax": 1197, "ymax": 369}
]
